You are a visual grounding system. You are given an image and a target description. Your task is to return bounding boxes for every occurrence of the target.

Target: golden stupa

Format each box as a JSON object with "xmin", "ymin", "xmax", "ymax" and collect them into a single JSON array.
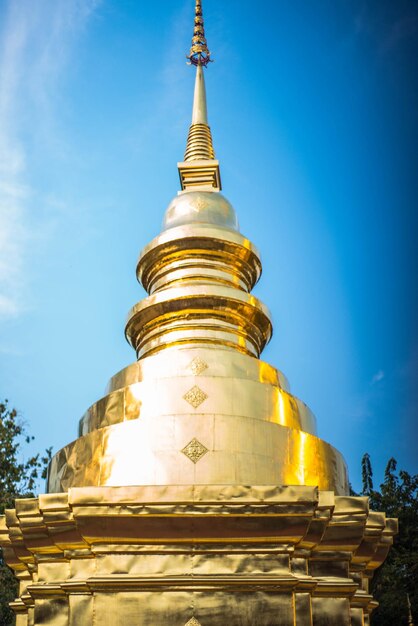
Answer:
[{"xmin": 0, "ymin": 2, "xmax": 396, "ymax": 624}]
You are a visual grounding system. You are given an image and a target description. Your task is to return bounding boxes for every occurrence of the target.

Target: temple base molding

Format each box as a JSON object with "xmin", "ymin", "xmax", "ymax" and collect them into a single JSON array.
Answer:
[{"xmin": 0, "ymin": 484, "xmax": 397, "ymax": 625}]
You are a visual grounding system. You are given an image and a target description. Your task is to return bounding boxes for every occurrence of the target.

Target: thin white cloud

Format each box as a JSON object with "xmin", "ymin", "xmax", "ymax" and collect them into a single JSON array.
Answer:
[
  {"xmin": 370, "ymin": 370, "xmax": 385, "ymax": 385},
  {"xmin": 0, "ymin": 0, "xmax": 100, "ymax": 318}
]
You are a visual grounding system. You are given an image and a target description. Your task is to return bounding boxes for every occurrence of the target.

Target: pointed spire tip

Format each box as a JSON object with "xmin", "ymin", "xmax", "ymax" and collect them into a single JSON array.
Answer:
[{"xmin": 186, "ymin": 0, "xmax": 212, "ymax": 67}]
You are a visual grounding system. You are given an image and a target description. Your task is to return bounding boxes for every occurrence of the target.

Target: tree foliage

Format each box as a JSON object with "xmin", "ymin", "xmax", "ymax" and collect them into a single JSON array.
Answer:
[
  {"xmin": 0, "ymin": 400, "xmax": 51, "ymax": 626},
  {"xmin": 360, "ymin": 453, "xmax": 418, "ymax": 626}
]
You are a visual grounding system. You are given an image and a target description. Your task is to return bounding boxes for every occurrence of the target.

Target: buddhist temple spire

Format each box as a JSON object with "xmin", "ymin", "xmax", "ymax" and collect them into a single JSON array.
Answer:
[
  {"xmin": 184, "ymin": 66, "xmax": 215, "ymax": 162},
  {"xmin": 178, "ymin": 0, "xmax": 221, "ymax": 191},
  {"xmin": 0, "ymin": 4, "xmax": 399, "ymax": 624}
]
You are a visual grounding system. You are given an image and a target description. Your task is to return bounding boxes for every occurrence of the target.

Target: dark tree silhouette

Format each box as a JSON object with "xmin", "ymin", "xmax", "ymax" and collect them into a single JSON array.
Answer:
[
  {"xmin": 0, "ymin": 400, "xmax": 51, "ymax": 626},
  {"xmin": 359, "ymin": 454, "xmax": 418, "ymax": 626}
]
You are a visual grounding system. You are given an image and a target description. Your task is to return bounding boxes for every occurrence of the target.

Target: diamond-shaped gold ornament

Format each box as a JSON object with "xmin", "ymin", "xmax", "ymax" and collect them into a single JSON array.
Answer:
[
  {"xmin": 189, "ymin": 356, "xmax": 208, "ymax": 376},
  {"xmin": 181, "ymin": 438, "xmax": 208, "ymax": 464},
  {"xmin": 185, "ymin": 619, "xmax": 202, "ymax": 626},
  {"xmin": 183, "ymin": 385, "xmax": 208, "ymax": 408}
]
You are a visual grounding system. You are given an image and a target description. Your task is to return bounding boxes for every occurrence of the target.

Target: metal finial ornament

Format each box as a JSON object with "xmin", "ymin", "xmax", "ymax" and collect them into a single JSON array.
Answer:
[{"xmin": 187, "ymin": 0, "xmax": 212, "ymax": 66}]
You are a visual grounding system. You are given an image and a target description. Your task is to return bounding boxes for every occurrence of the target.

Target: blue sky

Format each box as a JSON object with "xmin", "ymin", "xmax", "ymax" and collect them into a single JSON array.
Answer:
[{"xmin": 0, "ymin": 0, "xmax": 416, "ymax": 492}]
